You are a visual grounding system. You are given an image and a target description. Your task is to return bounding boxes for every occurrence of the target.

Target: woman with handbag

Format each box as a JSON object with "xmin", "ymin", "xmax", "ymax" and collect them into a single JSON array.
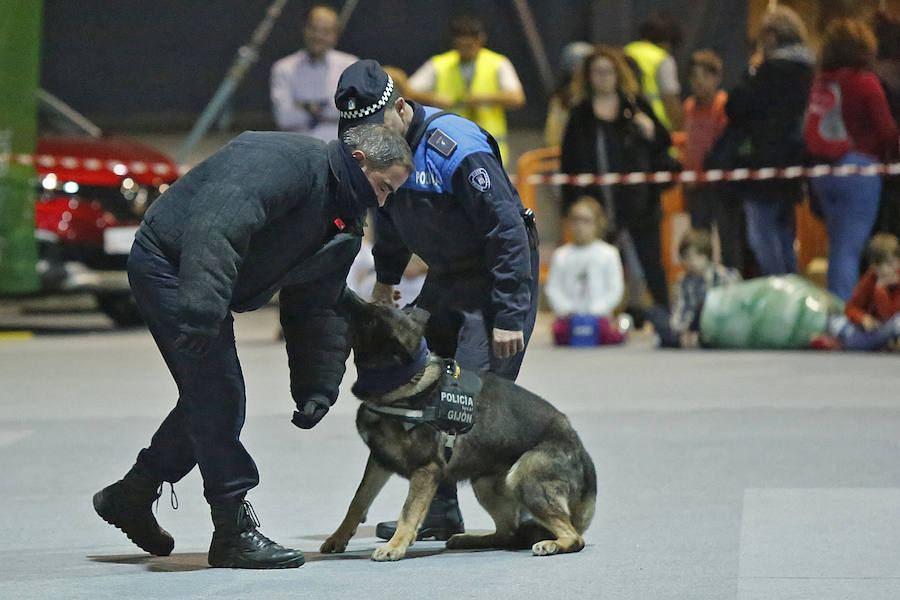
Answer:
[{"xmin": 561, "ymin": 46, "xmax": 674, "ymax": 312}]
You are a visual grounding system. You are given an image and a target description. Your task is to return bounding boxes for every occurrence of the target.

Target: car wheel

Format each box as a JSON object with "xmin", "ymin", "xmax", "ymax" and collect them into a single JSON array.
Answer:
[{"xmin": 95, "ymin": 292, "xmax": 144, "ymax": 327}]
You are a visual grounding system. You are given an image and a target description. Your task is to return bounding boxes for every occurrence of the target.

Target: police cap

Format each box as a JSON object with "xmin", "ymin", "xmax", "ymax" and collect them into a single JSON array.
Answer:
[{"xmin": 335, "ymin": 59, "xmax": 395, "ymax": 136}]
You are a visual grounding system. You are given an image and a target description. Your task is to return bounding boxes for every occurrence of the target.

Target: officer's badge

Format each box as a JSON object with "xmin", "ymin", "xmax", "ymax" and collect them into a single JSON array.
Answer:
[
  {"xmin": 468, "ymin": 167, "xmax": 491, "ymax": 192},
  {"xmin": 347, "ymin": 98, "xmax": 356, "ymax": 110},
  {"xmin": 427, "ymin": 129, "xmax": 457, "ymax": 158}
]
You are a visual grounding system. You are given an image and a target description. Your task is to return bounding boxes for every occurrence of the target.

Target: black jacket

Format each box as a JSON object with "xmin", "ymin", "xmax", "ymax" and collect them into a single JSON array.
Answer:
[
  {"xmin": 560, "ymin": 93, "xmax": 672, "ymax": 228},
  {"xmin": 135, "ymin": 131, "xmax": 373, "ymax": 405},
  {"xmin": 725, "ymin": 45, "xmax": 815, "ymax": 170}
]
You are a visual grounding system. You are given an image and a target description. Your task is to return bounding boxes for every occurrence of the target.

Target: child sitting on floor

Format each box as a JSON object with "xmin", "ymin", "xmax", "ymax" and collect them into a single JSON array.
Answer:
[
  {"xmin": 546, "ymin": 197, "xmax": 627, "ymax": 346},
  {"xmin": 648, "ymin": 229, "xmax": 741, "ymax": 348},
  {"xmin": 816, "ymin": 234, "xmax": 900, "ymax": 351}
]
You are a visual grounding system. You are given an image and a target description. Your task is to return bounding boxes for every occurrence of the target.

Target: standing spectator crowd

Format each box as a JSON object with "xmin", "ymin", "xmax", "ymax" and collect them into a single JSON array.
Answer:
[
  {"xmin": 544, "ymin": 6, "xmax": 900, "ymax": 352},
  {"xmin": 265, "ymin": 5, "xmax": 900, "ymax": 353}
]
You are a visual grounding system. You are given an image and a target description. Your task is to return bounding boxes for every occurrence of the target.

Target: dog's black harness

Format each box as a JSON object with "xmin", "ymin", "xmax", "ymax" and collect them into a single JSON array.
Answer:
[{"xmin": 358, "ymin": 356, "xmax": 482, "ymax": 456}]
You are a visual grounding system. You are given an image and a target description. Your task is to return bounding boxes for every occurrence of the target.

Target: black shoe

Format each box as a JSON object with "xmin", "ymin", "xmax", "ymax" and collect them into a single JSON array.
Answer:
[
  {"xmin": 375, "ymin": 494, "xmax": 465, "ymax": 541},
  {"xmin": 93, "ymin": 464, "xmax": 175, "ymax": 556},
  {"xmin": 626, "ymin": 305, "xmax": 646, "ymax": 330},
  {"xmin": 208, "ymin": 499, "xmax": 305, "ymax": 569}
]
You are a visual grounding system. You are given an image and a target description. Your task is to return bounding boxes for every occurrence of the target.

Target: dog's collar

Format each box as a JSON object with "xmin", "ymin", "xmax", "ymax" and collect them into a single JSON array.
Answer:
[
  {"xmin": 361, "ymin": 403, "xmax": 426, "ymax": 420},
  {"xmin": 359, "ymin": 367, "xmax": 441, "ymax": 420},
  {"xmin": 352, "ymin": 339, "xmax": 429, "ymax": 397}
]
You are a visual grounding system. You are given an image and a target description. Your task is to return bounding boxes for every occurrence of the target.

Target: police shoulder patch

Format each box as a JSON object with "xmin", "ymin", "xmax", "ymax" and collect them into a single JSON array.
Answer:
[
  {"xmin": 427, "ymin": 128, "xmax": 457, "ymax": 158},
  {"xmin": 467, "ymin": 167, "xmax": 491, "ymax": 192}
]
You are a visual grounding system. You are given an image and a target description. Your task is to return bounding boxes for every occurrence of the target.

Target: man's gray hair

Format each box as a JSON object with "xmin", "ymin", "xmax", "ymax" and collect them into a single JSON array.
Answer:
[{"xmin": 342, "ymin": 124, "xmax": 413, "ymax": 172}]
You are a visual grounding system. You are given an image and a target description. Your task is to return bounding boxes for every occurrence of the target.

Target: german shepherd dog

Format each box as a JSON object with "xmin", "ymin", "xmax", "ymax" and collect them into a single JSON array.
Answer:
[{"xmin": 320, "ymin": 292, "xmax": 596, "ymax": 561}]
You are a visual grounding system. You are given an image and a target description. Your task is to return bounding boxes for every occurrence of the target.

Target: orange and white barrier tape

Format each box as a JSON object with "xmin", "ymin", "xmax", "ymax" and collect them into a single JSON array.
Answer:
[
  {"xmin": 5, "ymin": 151, "xmax": 900, "ymax": 185},
  {"xmin": 512, "ymin": 162, "xmax": 900, "ymax": 186}
]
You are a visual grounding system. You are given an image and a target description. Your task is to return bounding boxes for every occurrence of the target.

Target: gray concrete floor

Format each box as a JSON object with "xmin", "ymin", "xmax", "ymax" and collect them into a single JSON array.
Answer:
[{"xmin": 1, "ymin": 302, "xmax": 899, "ymax": 599}]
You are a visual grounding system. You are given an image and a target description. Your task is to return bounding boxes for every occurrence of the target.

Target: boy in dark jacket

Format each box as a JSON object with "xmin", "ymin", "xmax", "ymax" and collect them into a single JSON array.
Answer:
[
  {"xmin": 648, "ymin": 229, "xmax": 740, "ymax": 348},
  {"xmin": 93, "ymin": 125, "xmax": 412, "ymax": 569}
]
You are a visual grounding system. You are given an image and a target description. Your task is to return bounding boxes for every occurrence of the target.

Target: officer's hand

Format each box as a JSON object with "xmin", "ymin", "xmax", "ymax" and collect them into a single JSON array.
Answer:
[
  {"xmin": 291, "ymin": 394, "xmax": 331, "ymax": 429},
  {"xmin": 174, "ymin": 332, "xmax": 217, "ymax": 358},
  {"xmin": 492, "ymin": 328, "xmax": 525, "ymax": 359},
  {"xmin": 371, "ymin": 282, "xmax": 400, "ymax": 307}
]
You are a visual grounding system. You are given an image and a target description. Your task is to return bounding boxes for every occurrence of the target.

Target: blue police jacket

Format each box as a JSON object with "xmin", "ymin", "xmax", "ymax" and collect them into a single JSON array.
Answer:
[{"xmin": 373, "ymin": 103, "xmax": 535, "ymax": 332}]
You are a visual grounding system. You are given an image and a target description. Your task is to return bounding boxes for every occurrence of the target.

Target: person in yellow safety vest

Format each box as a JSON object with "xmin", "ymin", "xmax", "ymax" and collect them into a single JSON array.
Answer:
[
  {"xmin": 405, "ymin": 15, "xmax": 525, "ymax": 166},
  {"xmin": 624, "ymin": 14, "xmax": 685, "ymax": 132}
]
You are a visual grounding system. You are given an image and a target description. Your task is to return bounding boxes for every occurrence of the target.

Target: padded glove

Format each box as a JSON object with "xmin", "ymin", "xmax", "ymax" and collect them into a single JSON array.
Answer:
[{"xmin": 291, "ymin": 394, "xmax": 331, "ymax": 429}]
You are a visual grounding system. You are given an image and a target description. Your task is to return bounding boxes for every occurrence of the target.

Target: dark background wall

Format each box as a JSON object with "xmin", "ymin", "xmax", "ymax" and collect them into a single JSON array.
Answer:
[{"xmin": 40, "ymin": 0, "xmax": 748, "ymax": 131}]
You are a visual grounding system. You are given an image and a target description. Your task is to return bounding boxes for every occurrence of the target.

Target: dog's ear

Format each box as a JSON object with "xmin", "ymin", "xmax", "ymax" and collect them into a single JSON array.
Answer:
[
  {"xmin": 403, "ymin": 306, "xmax": 430, "ymax": 329},
  {"xmin": 338, "ymin": 287, "xmax": 371, "ymax": 315}
]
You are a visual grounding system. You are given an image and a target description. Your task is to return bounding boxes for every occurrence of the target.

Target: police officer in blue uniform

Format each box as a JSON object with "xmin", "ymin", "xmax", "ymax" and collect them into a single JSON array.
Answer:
[{"xmin": 334, "ymin": 60, "xmax": 539, "ymax": 541}]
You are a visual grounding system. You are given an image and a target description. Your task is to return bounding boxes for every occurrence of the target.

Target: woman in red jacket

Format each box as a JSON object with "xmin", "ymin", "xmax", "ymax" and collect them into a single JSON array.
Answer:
[{"xmin": 808, "ymin": 19, "xmax": 900, "ymax": 300}]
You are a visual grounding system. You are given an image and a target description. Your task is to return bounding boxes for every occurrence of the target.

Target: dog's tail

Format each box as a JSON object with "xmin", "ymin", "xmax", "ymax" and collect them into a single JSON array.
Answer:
[{"xmin": 571, "ymin": 447, "xmax": 597, "ymax": 534}]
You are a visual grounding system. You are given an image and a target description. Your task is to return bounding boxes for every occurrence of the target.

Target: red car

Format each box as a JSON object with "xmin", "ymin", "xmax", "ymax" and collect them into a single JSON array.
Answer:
[{"xmin": 34, "ymin": 91, "xmax": 178, "ymax": 325}]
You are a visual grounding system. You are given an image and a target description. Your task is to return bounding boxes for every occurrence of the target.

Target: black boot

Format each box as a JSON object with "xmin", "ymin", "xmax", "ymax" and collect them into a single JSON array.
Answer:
[
  {"xmin": 375, "ymin": 487, "xmax": 465, "ymax": 541},
  {"xmin": 93, "ymin": 463, "xmax": 175, "ymax": 556},
  {"xmin": 208, "ymin": 499, "xmax": 305, "ymax": 569}
]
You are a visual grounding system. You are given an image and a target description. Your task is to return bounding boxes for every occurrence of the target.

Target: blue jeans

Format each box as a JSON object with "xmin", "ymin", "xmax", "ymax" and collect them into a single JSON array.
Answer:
[
  {"xmin": 833, "ymin": 313, "xmax": 900, "ymax": 351},
  {"xmin": 743, "ymin": 192, "xmax": 797, "ymax": 275},
  {"xmin": 128, "ymin": 241, "xmax": 259, "ymax": 503},
  {"xmin": 810, "ymin": 152, "xmax": 883, "ymax": 301}
]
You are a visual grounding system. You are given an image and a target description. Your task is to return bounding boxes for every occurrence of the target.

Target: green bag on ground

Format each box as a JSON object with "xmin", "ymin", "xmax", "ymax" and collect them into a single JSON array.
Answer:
[{"xmin": 700, "ymin": 275, "xmax": 844, "ymax": 350}]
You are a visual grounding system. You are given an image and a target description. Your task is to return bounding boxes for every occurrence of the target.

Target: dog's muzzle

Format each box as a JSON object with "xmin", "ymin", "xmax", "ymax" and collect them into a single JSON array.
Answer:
[{"xmin": 352, "ymin": 338, "xmax": 429, "ymax": 397}]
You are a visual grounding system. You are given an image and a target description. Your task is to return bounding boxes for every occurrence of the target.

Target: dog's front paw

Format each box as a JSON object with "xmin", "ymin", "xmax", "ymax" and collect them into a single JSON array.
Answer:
[
  {"xmin": 320, "ymin": 534, "xmax": 349, "ymax": 554},
  {"xmin": 371, "ymin": 542, "xmax": 407, "ymax": 561},
  {"xmin": 531, "ymin": 540, "xmax": 560, "ymax": 556}
]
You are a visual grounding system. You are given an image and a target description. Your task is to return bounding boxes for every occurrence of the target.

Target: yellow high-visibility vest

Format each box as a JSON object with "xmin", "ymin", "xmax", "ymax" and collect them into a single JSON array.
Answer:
[
  {"xmin": 624, "ymin": 40, "xmax": 672, "ymax": 130},
  {"xmin": 432, "ymin": 48, "xmax": 509, "ymax": 164}
]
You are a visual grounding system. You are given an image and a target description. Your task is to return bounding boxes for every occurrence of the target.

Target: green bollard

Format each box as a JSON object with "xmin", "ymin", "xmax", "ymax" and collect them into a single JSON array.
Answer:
[{"xmin": 0, "ymin": 0, "xmax": 42, "ymax": 294}]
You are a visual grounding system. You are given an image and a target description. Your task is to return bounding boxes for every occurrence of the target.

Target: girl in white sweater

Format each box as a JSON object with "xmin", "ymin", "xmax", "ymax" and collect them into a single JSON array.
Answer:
[{"xmin": 546, "ymin": 197, "xmax": 626, "ymax": 345}]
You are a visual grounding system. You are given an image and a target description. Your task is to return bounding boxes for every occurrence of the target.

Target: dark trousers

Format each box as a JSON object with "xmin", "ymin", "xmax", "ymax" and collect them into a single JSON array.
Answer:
[
  {"xmin": 128, "ymin": 241, "xmax": 259, "ymax": 503},
  {"xmin": 619, "ymin": 205, "xmax": 669, "ymax": 309},
  {"xmin": 418, "ymin": 246, "xmax": 540, "ymax": 383},
  {"xmin": 686, "ymin": 183, "xmax": 747, "ymax": 273},
  {"xmin": 743, "ymin": 191, "xmax": 797, "ymax": 276}
]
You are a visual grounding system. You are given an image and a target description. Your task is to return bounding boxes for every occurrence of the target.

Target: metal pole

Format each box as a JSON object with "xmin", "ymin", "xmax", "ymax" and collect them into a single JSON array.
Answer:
[
  {"xmin": 337, "ymin": 0, "xmax": 360, "ymax": 32},
  {"xmin": 175, "ymin": 0, "xmax": 289, "ymax": 164},
  {"xmin": 510, "ymin": 0, "xmax": 556, "ymax": 96}
]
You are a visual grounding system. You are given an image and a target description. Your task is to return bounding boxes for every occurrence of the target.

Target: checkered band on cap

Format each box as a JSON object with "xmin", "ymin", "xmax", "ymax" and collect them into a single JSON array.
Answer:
[{"xmin": 339, "ymin": 75, "xmax": 395, "ymax": 120}]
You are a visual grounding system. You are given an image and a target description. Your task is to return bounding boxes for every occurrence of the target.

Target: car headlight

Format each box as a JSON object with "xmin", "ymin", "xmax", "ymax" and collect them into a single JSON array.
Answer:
[{"xmin": 120, "ymin": 178, "xmax": 165, "ymax": 217}]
